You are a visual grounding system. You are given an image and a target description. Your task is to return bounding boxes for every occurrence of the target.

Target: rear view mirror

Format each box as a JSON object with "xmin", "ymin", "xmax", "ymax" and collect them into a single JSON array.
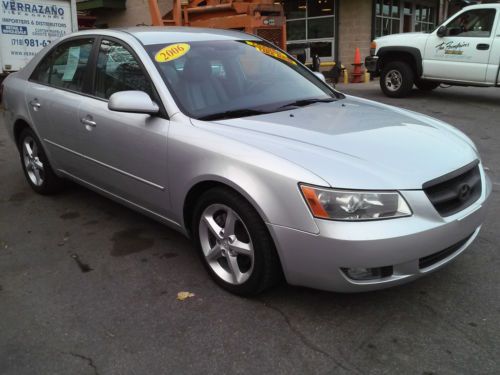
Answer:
[
  {"xmin": 436, "ymin": 26, "xmax": 447, "ymax": 38},
  {"xmin": 108, "ymin": 91, "xmax": 159, "ymax": 114}
]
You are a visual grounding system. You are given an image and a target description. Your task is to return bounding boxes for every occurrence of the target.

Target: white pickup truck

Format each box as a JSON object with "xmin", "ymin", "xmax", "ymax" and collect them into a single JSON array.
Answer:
[{"xmin": 365, "ymin": 4, "xmax": 500, "ymax": 98}]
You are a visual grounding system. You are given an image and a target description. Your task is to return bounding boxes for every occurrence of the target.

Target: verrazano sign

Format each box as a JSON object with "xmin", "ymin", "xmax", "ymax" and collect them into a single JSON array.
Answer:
[{"xmin": 1, "ymin": 1, "xmax": 65, "ymax": 15}]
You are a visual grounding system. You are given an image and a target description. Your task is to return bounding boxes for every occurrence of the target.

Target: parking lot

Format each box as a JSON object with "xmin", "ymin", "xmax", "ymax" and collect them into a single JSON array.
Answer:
[{"xmin": 1, "ymin": 82, "xmax": 499, "ymax": 375}]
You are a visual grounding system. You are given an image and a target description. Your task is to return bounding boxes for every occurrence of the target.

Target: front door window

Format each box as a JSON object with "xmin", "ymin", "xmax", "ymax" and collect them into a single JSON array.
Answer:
[
  {"xmin": 444, "ymin": 9, "xmax": 496, "ymax": 38},
  {"xmin": 94, "ymin": 39, "xmax": 154, "ymax": 100}
]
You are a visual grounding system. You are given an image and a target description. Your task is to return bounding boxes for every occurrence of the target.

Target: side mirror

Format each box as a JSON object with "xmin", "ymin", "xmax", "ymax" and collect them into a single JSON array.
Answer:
[
  {"xmin": 108, "ymin": 91, "xmax": 159, "ymax": 114},
  {"xmin": 313, "ymin": 71, "xmax": 327, "ymax": 82},
  {"xmin": 436, "ymin": 26, "xmax": 447, "ymax": 38}
]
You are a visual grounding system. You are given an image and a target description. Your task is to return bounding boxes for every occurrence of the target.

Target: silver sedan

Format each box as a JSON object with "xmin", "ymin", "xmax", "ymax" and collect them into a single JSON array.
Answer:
[{"xmin": 1, "ymin": 28, "xmax": 492, "ymax": 295}]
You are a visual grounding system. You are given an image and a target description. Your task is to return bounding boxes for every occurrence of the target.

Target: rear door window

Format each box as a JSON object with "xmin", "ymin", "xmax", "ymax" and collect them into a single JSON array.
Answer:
[{"xmin": 31, "ymin": 38, "xmax": 94, "ymax": 92}]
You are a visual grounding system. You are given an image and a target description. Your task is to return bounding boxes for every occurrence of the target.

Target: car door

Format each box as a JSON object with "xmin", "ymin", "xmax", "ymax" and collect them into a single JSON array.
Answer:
[
  {"xmin": 423, "ymin": 8, "xmax": 497, "ymax": 83},
  {"xmin": 75, "ymin": 37, "xmax": 170, "ymax": 216},
  {"xmin": 26, "ymin": 37, "xmax": 95, "ymax": 174}
]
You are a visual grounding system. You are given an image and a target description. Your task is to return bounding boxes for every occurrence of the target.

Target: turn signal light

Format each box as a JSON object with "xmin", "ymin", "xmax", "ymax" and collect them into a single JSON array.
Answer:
[{"xmin": 300, "ymin": 185, "xmax": 329, "ymax": 219}]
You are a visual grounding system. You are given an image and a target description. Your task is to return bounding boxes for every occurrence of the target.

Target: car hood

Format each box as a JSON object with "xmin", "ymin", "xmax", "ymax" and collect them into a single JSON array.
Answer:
[{"xmin": 191, "ymin": 96, "xmax": 479, "ymax": 190}]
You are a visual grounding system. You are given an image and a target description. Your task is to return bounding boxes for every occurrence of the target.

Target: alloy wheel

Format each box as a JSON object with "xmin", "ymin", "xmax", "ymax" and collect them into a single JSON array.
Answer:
[
  {"xmin": 198, "ymin": 203, "xmax": 254, "ymax": 285},
  {"xmin": 22, "ymin": 136, "xmax": 45, "ymax": 186}
]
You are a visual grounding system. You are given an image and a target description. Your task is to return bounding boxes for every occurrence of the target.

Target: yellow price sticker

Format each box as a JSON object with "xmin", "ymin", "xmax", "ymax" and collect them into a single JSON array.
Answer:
[
  {"xmin": 246, "ymin": 41, "xmax": 296, "ymax": 65},
  {"xmin": 155, "ymin": 43, "xmax": 191, "ymax": 63}
]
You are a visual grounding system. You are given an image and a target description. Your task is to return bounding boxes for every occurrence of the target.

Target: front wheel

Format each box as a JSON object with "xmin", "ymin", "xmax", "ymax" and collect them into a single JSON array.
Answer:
[
  {"xmin": 380, "ymin": 61, "xmax": 415, "ymax": 98},
  {"xmin": 192, "ymin": 187, "xmax": 282, "ymax": 296}
]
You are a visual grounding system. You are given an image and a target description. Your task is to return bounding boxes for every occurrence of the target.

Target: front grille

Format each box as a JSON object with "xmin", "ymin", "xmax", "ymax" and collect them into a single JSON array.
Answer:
[
  {"xmin": 419, "ymin": 232, "xmax": 474, "ymax": 269},
  {"xmin": 423, "ymin": 161, "xmax": 481, "ymax": 217}
]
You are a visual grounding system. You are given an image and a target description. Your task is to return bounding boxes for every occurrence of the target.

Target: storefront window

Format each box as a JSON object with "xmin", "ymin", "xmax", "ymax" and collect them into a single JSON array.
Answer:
[
  {"xmin": 382, "ymin": 0, "xmax": 391, "ymax": 16},
  {"xmin": 391, "ymin": 0, "xmax": 400, "ymax": 17},
  {"xmin": 308, "ymin": 0, "xmax": 334, "ymax": 17},
  {"xmin": 375, "ymin": 0, "xmax": 437, "ymax": 37},
  {"xmin": 282, "ymin": 0, "xmax": 336, "ymax": 61},
  {"xmin": 286, "ymin": 19, "xmax": 306, "ymax": 40},
  {"xmin": 283, "ymin": 0, "xmax": 306, "ymax": 20},
  {"xmin": 308, "ymin": 17, "xmax": 334, "ymax": 39},
  {"xmin": 310, "ymin": 41, "xmax": 333, "ymax": 58},
  {"xmin": 415, "ymin": 5, "xmax": 436, "ymax": 32},
  {"xmin": 376, "ymin": 0, "xmax": 401, "ymax": 36}
]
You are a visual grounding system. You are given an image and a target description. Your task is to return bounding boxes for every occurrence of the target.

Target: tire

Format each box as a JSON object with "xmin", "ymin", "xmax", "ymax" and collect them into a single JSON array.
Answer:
[
  {"xmin": 415, "ymin": 80, "xmax": 440, "ymax": 91},
  {"xmin": 380, "ymin": 61, "xmax": 415, "ymax": 98},
  {"xmin": 18, "ymin": 128, "xmax": 64, "ymax": 195},
  {"xmin": 192, "ymin": 187, "xmax": 282, "ymax": 296}
]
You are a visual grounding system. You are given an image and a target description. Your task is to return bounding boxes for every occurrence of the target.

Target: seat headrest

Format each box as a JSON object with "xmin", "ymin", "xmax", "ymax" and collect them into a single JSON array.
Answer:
[
  {"xmin": 182, "ymin": 58, "xmax": 212, "ymax": 82},
  {"xmin": 162, "ymin": 63, "xmax": 180, "ymax": 86}
]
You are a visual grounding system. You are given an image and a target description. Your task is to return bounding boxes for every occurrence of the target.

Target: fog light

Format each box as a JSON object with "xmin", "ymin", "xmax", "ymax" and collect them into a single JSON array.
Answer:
[{"xmin": 341, "ymin": 266, "xmax": 393, "ymax": 281}]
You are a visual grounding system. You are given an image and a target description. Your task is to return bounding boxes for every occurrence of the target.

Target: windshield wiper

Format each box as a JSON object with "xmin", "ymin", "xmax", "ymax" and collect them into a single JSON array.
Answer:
[
  {"xmin": 278, "ymin": 97, "xmax": 336, "ymax": 109},
  {"xmin": 198, "ymin": 108, "xmax": 268, "ymax": 121}
]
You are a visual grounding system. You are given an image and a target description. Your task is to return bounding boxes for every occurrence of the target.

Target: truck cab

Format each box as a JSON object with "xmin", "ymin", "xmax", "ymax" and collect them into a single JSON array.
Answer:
[{"xmin": 366, "ymin": 4, "xmax": 500, "ymax": 98}]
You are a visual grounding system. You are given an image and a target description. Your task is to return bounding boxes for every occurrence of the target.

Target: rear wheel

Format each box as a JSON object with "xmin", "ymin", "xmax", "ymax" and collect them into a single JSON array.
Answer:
[
  {"xmin": 192, "ymin": 187, "xmax": 282, "ymax": 296},
  {"xmin": 380, "ymin": 61, "xmax": 415, "ymax": 98},
  {"xmin": 18, "ymin": 128, "xmax": 64, "ymax": 194},
  {"xmin": 415, "ymin": 80, "xmax": 440, "ymax": 91}
]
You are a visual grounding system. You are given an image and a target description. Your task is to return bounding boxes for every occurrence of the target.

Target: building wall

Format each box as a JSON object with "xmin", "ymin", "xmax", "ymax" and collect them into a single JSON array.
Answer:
[
  {"xmin": 90, "ymin": 0, "xmax": 443, "ymax": 70},
  {"xmin": 91, "ymin": 0, "xmax": 373, "ymax": 70},
  {"xmin": 338, "ymin": 0, "xmax": 373, "ymax": 70},
  {"xmin": 95, "ymin": 0, "xmax": 172, "ymax": 28}
]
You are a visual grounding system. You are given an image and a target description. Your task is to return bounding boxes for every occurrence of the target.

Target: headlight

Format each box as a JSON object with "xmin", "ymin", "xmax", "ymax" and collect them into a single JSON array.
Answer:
[{"xmin": 300, "ymin": 184, "xmax": 412, "ymax": 221}]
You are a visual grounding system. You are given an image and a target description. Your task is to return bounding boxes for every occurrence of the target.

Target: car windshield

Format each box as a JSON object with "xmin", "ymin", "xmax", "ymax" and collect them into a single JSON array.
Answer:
[{"xmin": 145, "ymin": 39, "xmax": 342, "ymax": 120}]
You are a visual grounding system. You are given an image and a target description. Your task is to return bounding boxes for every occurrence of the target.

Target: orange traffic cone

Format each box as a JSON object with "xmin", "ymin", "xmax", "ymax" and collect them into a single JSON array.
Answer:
[{"xmin": 351, "ymin": 48, "xmax": 364, "ymax": 83}]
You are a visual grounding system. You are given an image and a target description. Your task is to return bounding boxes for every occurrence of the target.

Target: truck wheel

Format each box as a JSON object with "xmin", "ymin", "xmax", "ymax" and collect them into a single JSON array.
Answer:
[
  {"xmin": 415, "ymin": 80, "xmax": 440, "ymax": 91},
  {"xmin": 380, "ymin": 61, "xmax": 414, "ymax": 98}
]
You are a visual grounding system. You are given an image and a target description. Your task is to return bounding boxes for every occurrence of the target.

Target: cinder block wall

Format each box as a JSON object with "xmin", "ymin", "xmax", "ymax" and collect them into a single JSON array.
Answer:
[
  {"xmin": 95, "ymin": 0, "xmax": 172, "ymax": 28},
  {"xmin": 338, "ymin": 0, "xmax": 373, "ymax": 71}
]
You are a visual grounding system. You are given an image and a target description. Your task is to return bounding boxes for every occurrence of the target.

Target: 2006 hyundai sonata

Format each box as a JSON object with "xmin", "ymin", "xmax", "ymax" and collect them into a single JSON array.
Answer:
[{"xmin": 1, "ymin": 28, "xmax": 492, "ymax": 295}]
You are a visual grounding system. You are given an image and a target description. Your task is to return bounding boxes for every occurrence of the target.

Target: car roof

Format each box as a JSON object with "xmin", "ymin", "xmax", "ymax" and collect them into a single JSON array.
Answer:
[{"xmin": 72, "ymin": 27, "xmax": 260, "ymax": 45}]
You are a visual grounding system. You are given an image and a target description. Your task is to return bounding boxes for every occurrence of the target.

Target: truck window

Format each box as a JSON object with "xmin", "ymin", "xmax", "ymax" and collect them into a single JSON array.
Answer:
[{"xmin": 445, "ymin": 9, "xmax": 496, "ymax": 37}]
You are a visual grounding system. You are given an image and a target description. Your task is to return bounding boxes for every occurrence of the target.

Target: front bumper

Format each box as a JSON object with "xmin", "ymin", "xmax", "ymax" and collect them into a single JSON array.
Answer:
[
  {"xmin": 365, "ymin": 55, "xmax": 379, "ymax": 75},
  {"xmin": 268, "ymin": 170, "xmax": 492, "ymax": 293}
]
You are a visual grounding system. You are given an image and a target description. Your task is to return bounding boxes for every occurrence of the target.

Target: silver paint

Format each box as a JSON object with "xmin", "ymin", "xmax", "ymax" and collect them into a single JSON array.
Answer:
[{"xmin": 1, "ymin": 27, "xmax": 492, "ymax": 292}]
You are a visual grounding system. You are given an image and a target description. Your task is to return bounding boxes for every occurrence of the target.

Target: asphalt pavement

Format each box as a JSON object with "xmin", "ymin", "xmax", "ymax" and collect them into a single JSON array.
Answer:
[{"xmin": 1, "ymin": 82, "xmax": 499, "ymax": 374}]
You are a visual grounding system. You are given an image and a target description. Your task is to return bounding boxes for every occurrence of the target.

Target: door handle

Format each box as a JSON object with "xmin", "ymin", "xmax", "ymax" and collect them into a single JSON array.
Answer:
[
  {"xmin": 477, "ymin": 43, "xmax": 490, "ymax": 50},
  {"xmin": 29, "ymin": 99, "xmax": 41, "ymax": 111},
  {"xmin": 80, "ymin": 117, "xmax": 97, "ymax": 128}
]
